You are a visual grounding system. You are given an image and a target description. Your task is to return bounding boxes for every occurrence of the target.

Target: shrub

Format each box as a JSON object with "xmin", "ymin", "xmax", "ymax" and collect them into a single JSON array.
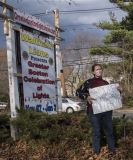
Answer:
[
  {"xmin": 127, "ymin": 100, "xmax": 133, "ymax": 107},
  {"xmin": 11, "ymin": 109, "xmax": 92, "ymax": 147},
  {"xmin": 0, "ymin": 94, "xmax": 8, "ymax": 102},
  {"xmin": 1, "ymin": 108, "xmax": 133, "ymax": 149},
  {"xmin": 0, "ymin": 114, "xmax": 10, "ymax": 143}
]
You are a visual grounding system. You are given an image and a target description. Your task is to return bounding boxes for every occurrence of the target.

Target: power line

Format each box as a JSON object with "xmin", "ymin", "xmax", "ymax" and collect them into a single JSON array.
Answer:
[
  {"xmin": 33, "ymin": 6, "xmax": 120, "ymax": 16},
  {"xmin": 63, "ymin": 56, "xmax": 120, "ymax": 62},
  {"xmin": 60, "ymin": 23, "xmax": 93, "ymax": 27},
  {"xmin": 61, "ymin": 45, "xmax": 121, "ymax": 51},
  {"xmin": 60, "ymin": 23, "xmax": 133, "ymax": 28},
  {"xmin": 59, "ymin": 7, "xmax": 119, "ymax": 12},
  {"xmin": 63, "ymin": 59, "xmax": 122, "ymax": 67},
  {"xmin": 62, "ymin": 28, "xmax": 103, "ymax": 31},
  {"xmin": 61, "ymin": 25, "xmax": 133, "ymax": 31},
  {"xmin": 63, "ymin": 58, "xmax": 117, "ymax": 63},
  {"xmin": 59, "ymin": 9, "xmax": 120, "ymax": 15}
]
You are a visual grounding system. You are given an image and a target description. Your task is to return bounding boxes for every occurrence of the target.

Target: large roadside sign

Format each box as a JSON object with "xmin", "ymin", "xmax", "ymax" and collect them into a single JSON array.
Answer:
[
  {"xmin": 6, "ymin": 7, "xmax": 60, "ymax": 117},
  {"xmin": 20, "ymin": 30, "xmax": 56, "ymax": 113},
  {"xmin": 13, "ymin": 8, "xmax": 56, "ymax": 37}
]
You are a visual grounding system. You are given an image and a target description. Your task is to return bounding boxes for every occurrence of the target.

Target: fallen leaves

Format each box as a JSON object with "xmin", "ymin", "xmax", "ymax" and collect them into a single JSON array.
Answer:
[{"xmin": 0, "ymin": 135, "xmax": 133, "ymax": 160}]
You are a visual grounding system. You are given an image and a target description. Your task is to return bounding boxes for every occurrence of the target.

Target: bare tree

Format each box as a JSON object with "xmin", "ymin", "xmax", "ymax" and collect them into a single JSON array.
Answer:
[
  {"xmin": 62, "ymin": 33, "xmax": 101, "ymax": 96},
  {"xmin": 63, "ymin": 67, "xmax": 76, "ymax": 96}
]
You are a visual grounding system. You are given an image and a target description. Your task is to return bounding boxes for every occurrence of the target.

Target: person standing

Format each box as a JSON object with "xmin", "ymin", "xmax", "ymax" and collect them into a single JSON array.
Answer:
[{"xmin": 76, "ymin": 64, "xmax": 122, "ymax": 155}]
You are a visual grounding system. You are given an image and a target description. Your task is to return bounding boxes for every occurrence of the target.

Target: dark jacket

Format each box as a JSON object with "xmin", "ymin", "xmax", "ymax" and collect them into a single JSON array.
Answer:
[{"xmin": 76, "ymin": 78, "xmax": 109, "ymax": 112}]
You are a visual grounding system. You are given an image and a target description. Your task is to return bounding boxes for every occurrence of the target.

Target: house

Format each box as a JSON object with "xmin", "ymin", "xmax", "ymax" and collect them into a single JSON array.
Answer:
[{"xmin": 63, "ymin": 54, "xmax": 123, "ymax": 97}]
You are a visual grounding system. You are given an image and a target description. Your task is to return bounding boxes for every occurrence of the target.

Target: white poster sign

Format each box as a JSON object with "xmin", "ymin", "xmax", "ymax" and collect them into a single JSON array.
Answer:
[
  {"xmin": 20, "ymin": 30, "xmax": 56, "ymax": 114},
  {"xmin": 89, "ymin": 83, "xmax": 122, "ymax": 114},
  {"xmin": 14, "ymin": 8, "xmax": 55, "ymax": 36}
]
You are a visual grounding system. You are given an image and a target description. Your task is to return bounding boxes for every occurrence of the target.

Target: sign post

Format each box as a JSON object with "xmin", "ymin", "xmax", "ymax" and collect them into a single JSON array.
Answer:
[
  {"xmin": 2, "ymin": 0, "xmax": 9, "ymax": 35},
  {"xmin": 6, "ymin": 21, "xmax": 20, "ymax": 118}
]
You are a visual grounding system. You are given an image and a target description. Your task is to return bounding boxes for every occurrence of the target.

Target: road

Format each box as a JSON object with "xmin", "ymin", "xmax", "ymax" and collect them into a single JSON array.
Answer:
[{"xmin": 113, "ymin": 110, "xmax": 133, "ymax": 118}]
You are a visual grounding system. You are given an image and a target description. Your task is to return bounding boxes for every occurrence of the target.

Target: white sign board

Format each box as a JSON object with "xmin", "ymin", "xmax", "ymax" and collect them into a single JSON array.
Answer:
[
  {"xmin": 89, "ymin": 84, "xmax": 122, "ymax": 114},
  {"xmin": 14, "ymin": 8, "xmax": 55, "ymax": 37},
  {"xmin": 20, "ymin": 30, "xmax": 56, "ymax": 114}
]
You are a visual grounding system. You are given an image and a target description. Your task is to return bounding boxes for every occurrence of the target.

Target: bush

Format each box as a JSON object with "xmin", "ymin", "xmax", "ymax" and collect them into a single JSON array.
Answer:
[
  {"xmin": 0, "ymin": 114, "xmax": 10, "ymax": 143},
  {"xmin": 100, "ymin": 115, "xmax": 133, "ymax": 146},
  {"xmin": 0, "ymin": 94, "xmax": 8, "ymax": 102},
  {"xmin": 112, "ymin": 116, "xmax": 133, "ymax": 146},
  {"xmin": 127, "ymin": 100, "xmax": 133, "ymax": 107},
  {"xmin": 1, "ymin": 109, "xmax": 133, "ymax": 149},
  {"xmin": 11, "ymin": 109, "xmax": 92, "ymax": 147}
]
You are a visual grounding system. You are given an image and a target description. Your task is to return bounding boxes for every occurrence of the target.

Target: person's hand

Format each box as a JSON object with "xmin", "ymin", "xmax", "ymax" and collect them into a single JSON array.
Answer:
[
  {"xmin": 117, "ymin": 86, "xmax": 122, "ymax": 92},
  {"xmin": 87, "ymin": 96, "xmax": 95, "ymax": 104}
]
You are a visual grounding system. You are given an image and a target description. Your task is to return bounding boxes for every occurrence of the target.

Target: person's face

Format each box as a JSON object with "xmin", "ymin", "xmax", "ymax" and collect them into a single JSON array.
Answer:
[{"xmin": 92, "ymin": 65, "xmax": 103, "ymax": 77}]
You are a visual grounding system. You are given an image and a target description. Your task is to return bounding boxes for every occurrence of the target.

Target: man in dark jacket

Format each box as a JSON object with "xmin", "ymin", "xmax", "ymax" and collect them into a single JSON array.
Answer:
[{"xmin": 76, "ymin": 64, "xmax": 122, "ymax": 155}]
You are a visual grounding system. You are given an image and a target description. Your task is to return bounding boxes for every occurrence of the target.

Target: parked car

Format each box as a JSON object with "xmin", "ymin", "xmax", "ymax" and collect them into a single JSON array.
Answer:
[
  {"xmin": 62, "ymin": 98, "xmax": 86, "ymax": 113},
  {"xmin": 0, "ymin": 102, "xmax": 7, "ymax": 110}
]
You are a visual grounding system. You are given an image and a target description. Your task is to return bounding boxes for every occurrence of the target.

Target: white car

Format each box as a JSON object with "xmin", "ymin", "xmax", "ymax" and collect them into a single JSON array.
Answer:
[
  {"xmin": 62, "ymin": 98, "xmax": 86, "ymax": 113},
  {"xmin": 0, "ymin": 102, "xmax": 7, "ymax": 109}
]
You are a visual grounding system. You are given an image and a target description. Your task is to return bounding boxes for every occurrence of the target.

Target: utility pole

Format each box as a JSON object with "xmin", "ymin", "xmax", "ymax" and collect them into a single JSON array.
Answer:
[
  {"xmin": 2, "ymin": 0, "xmax": 9, "ymax": 35},
  {"xmin": 54, "ymin": 9, "xmax": 67, "ymax": 99},
  {"xmin": 54, "ymin": 9, "xmax": 66, "ymax": 112}
]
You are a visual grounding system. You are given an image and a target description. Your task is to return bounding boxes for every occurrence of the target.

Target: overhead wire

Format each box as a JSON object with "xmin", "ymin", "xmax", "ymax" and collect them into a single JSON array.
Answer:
[
  {"xmin": 0, "ymin": 6, "xmax": 127, "ymax": 46},
  {"xmin": 60, "ymin": 23, "xmax": 93, "ymax": 27},
  {"xmin": 58, "ymin": 9, "xmax": 120, "ymax": 14},
  {"xmin": 0, "ymin": 5, "xmax": 126, "ymax": 37},
  {"xmin": 58, "ymin": 7, "xmax": 119, "ymax": 12},
  {"xmin": 61, "ymin": 24, "xmax": 133, "ymax": 31},
  {"xmin": 63, "ymin": 59, "xmax": 122, "ymax": 67},
  {"xmin": 63, "ymin": 57, "xmax": 120, "ymax": 63},
  {"xmin": 61, "ymin": 45, "xmax": 122, "ymax": 51},
  {"xmin": 32, "ymin": 6, "xmax": 120, "ymax": 16},
  {"xmin": 62, "ymin": 28, "xmax": 103, "ymax": 31}
]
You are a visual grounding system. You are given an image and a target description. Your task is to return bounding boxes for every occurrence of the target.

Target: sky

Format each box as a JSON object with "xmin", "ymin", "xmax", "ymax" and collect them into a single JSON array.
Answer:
[{"xmin": 0, "ymin": 0, "xmax": 127, "ymax": 49}]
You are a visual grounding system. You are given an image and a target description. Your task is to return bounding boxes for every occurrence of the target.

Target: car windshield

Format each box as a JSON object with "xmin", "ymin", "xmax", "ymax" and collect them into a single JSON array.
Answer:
[{"xmin": 68, "ymin": 98, "xmax": 78, "ymax": 102}]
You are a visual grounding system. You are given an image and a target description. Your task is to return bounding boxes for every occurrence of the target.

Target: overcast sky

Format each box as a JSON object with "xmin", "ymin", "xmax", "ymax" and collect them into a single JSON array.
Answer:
[{"xmin": 0, "ymin": 0, "xmax": 127, "ymax": 48}]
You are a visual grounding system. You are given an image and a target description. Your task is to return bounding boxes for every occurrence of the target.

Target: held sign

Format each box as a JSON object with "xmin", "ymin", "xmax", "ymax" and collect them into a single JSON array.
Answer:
[
  {"xmin": 20, "ymin": 30, "xmax": 56, "ymax": 113},
  {"xmin": 89, "ymin": 83, "xmax": 122, "ymax": 114}
]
